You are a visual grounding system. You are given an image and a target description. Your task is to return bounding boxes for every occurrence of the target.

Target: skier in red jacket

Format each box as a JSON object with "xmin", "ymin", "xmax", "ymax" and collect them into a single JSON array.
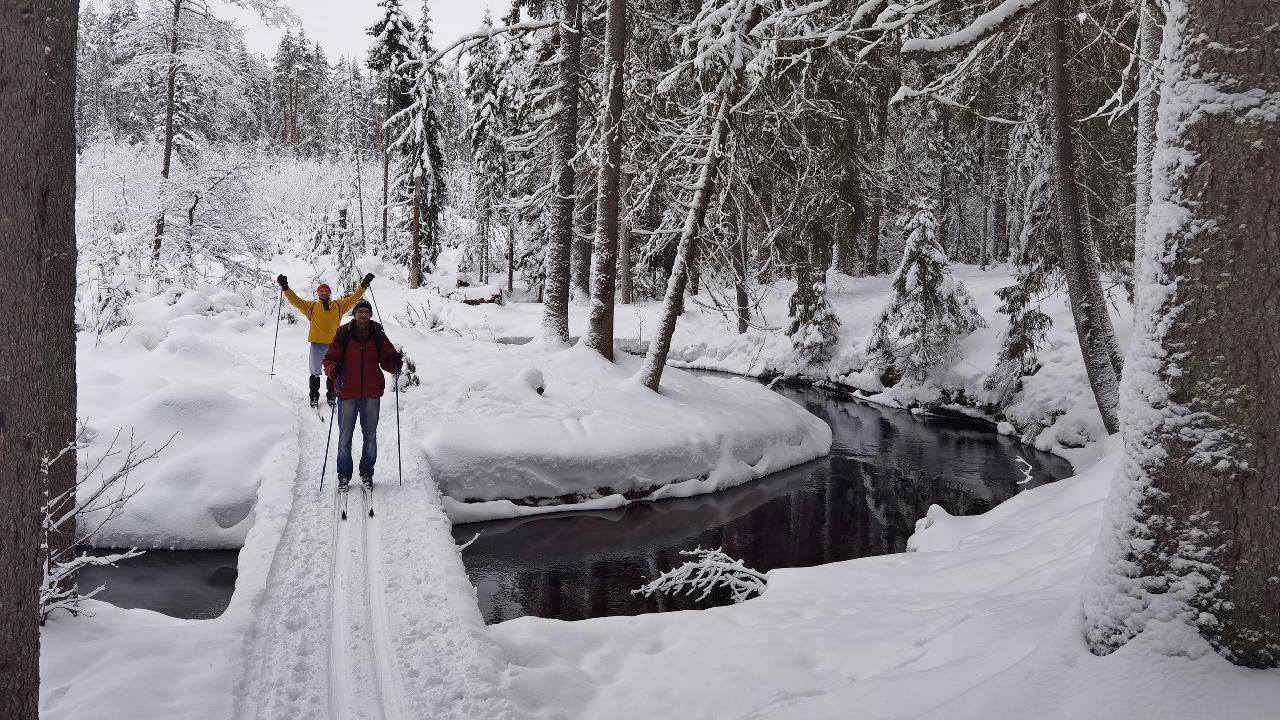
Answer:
[{"xmin": 323, "ymin": 299, "xmax": 402, "ymax": 493}]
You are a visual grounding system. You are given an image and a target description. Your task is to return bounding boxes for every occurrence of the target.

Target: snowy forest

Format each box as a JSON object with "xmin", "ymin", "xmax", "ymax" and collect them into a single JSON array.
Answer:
[
  {"xmin": 2, "ymin": 0, "xmax": 1277, "ymax": 718},
  {"xmin": 70, "ymin": 0, "xmax": 1141, "ymax": 393}
]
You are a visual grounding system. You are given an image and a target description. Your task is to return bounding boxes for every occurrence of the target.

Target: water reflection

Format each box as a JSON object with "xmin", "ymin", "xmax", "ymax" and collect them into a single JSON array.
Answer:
[
  {"xmin": 78, "ymin": 549, "xmax": 239, "ymax": 620},
  {"xmin": 453, "ymin": 381, "xmax": 1074, "ymax": 624}
]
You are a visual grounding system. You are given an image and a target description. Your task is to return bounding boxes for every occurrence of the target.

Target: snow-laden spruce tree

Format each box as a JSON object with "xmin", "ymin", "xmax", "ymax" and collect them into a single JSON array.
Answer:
[
  {"xmin": 388, "ymin": 1, "xmax": 446, "ymax": 288},
  {"xmin": 865, "ymin": 201, "xmax": 983, "ymax": 383},
  {"xmin": 1084, "ymin": 0, "xmax": 1279, "ymax": 669},
  {"xmin": 786, "ymin": 231, "xmax": 840, "ymax": 366},
  {"xmin": 985, "ymin": 111, "xmax": 1057, "ymax": 402},
  {"xmin": 464, "ymin": 10, "xmax": 507, "ymax": 285},
  {"xmin": 367, "ymin": 0, "xmax": 417, "ymax": 254}
]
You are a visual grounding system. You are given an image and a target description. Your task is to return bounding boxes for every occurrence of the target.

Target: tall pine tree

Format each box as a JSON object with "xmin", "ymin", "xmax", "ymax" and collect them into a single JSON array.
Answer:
[
  {"xmin": 388, "ymin": 1, "xmax": 446, "ymax": 287},
  {"xmin": 367, "ymin": 0, "xmax": 417, "ymax": 256}
]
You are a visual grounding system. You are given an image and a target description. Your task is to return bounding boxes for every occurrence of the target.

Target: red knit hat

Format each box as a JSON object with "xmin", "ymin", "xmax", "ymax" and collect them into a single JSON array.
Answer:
[{"xmin": 317, "ymin": 283, "xmax": 331, "ymax": 293}]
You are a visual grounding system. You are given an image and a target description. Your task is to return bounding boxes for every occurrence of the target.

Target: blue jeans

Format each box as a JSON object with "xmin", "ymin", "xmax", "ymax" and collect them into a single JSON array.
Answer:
[{"xmin": 336, "ymin": 398, "xmax": 380, "ymax": 479}]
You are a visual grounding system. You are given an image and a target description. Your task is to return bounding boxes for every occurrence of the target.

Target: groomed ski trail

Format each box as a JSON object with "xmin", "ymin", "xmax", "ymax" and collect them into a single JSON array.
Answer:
[{"xmin": 232, "ymin": 331, "xmax": 514, "ymax": 720}]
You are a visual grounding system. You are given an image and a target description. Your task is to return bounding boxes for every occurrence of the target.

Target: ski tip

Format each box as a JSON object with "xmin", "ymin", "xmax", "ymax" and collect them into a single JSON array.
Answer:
[{"xmin": 368, "ymin": 507, "xmax": 375, "ymax": 517}]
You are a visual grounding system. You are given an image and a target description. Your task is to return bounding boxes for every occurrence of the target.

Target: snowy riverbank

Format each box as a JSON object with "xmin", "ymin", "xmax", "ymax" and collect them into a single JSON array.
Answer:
[
  {"xmin": 490, "ymin": 439, "xmax": 1280, "ymax": 719},
  {"xmin": 409, "ymin": 262, "xmax": 1131, "ymax": 457}
]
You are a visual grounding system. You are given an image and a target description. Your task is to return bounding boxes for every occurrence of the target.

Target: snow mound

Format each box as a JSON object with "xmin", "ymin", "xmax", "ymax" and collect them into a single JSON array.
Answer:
[
  {"xmin": 78, "ymin": 292, "xmax": 293, "ymax": 549},
  {"xmin": 421, "ymin": 344, "xmax": 831, "ymax": 520}
]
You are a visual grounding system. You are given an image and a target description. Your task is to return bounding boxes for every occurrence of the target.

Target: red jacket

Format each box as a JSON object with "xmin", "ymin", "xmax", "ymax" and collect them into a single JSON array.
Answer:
[{"xmin": 323, "ymin": 320, "xmax": 400, "ymax": 400}]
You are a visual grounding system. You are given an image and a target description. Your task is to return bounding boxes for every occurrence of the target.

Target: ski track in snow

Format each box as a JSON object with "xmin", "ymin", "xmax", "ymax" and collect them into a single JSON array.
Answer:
[{"xmin": 232, "ymin": 331, "xmax": 513, "ymax": 720}]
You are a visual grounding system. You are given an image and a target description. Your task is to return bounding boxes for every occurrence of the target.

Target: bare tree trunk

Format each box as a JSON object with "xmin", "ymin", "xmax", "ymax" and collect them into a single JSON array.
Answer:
[
  {"xmin": 980, "ymin": 121, "xmax": 992, "ymax": 268},
  {"xmin": 1041, "ymin": 0, "xmax": 1122, "ymax": 434},
  {"xmin": 618, "ymin": 167, "xmax": 633, "ymax": 304},
  {"xmin": 638, "ymin": 97, "xmax": 729, "ymax": 391},
  {"xmin": 409, "ymin": 175, "xmax": 423, "ymax": 288},
  {"xmin": 1086, "ymin": 0, "xmax": 1280, "ymax": 668},
  {"xmin": 585, "ymin": 0, "xmax": 627, "ymax": 360},
  {"xmin": 507, "ymin": 221, "xmax": 515, "ymax": 293},
  {"xmin": 540, "ymin": 0, "xmax": 583, "ymax": 344},
  {"xmin": 155, "ymin": 0, "xmax": 182, "ymax": 261},
  {"xmin": 355, "ymin": 149, "xmax": 368, "ymax": 252},
  {"xmin": 0, "ymin": 1, "xmax": 79, "ymax": 715},
  {"xmin": 1133, "ymin": 0, "xmax": 1161, "ymax": 279},
  {"xmin": 572, "ymin": 185, "xmax": 594, "ymax": 299},
  {"xmin": 733, "ymin": 205, "xmax": 749, "ymax": 334},
  {"xmin": 864, "ymin": 193, "xmax": 882, "ymax": 275},
  {"xmin": 381, "ymin": 77, "xmax": 391, "ymax": 254}
]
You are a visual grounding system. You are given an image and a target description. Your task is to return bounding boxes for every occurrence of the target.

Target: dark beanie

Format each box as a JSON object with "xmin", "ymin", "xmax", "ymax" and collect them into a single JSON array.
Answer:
[{"xmin": 352, "ymin": 299, "xmax": 373, "ymax": 316}]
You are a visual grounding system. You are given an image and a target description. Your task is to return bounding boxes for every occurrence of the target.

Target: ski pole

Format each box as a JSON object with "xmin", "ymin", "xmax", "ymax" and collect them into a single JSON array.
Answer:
[
  {"xmin": 319, "ymin": 378, "xmax": 339, "ymax": 493},
  {"xmin": 368, "ymin": 285, "xmax": 384, "ymax": 325},
  {"xmin": 394, "ymin": 363, "xmax": 403, "ymax": 487},
  {"xmin": 269, "ymin": 289, "xmax": 283, "ymax": 376}
]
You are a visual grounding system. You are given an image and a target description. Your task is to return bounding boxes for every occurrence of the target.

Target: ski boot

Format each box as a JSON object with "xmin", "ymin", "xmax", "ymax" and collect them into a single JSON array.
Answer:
[
  {"xmin": 309, "ymin": 375, "xmax": 321, "ymax": 409},
  {"xmin": 361, "ymin": 475, "xmax": 374, "ymax": 492},
  {"xmin": 337, "ymin": 476, "xmax": 351, "ymax": 494}
]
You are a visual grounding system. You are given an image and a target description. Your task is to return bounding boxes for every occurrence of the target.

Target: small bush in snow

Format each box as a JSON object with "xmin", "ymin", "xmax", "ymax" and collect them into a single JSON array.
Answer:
[
  {"xmin": 41, "ymin": 427, "xmax": 169, "ymax": 622},
  {"xmin": 633, "ymin": 547, "xmax": 767, "ymax": 604},
  {"xmin": 787, "ymin": 280, "xmax": 840, "ymax": 365},
  {"xmin": 865, "ymin": 201, "xmax": 984, "ymax": 383}
]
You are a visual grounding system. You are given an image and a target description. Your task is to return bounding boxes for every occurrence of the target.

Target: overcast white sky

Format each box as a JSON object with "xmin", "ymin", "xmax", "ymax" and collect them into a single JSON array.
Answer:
[
  {"xmin": 234, "ymin": 0, "xmax": 509, "ymax": 60},
  {"xmin": 88, "ymin": 0, "xmax": 509, "ymax": 61}
]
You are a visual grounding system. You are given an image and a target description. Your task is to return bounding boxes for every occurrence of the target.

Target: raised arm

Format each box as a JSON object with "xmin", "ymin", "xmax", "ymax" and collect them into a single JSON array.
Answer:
[
  {"xmin": 277, "ymin": 275, "xmax": 313, "ymax": 316},
  {"xmin": 334, "ymin": 281, "xmax": 369, "ymax": 314}
]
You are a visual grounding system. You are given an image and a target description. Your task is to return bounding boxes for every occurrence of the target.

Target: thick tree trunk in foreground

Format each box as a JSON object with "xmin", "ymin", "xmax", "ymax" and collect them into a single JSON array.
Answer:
[
  {"xmin": 0, "ymin": 1, "xmax": 80, "ymax": 716},
  {"xmin": 540, "ymin": 0, "xmax": 583, "ymax": 344},
  {"xmin": 585, "ymin": 0, "xmax": 627, "ymax": 360},
  {"xmin": 638, "ymin": 97, "xmax": 729, "ymax": 391},
  {"xmin": 1085, "ymin": 0, "xmax": 1280, "ymax": 668},
  {"xmin": 1041, "ymin": 0, "xmax": 1123, "ymax": 434}
]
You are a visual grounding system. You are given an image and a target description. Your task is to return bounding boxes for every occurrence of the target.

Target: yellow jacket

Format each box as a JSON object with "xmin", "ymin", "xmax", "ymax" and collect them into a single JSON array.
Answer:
[{"xmin": 285, "ymin": 285, "xmax": 367, "ymax": 343}]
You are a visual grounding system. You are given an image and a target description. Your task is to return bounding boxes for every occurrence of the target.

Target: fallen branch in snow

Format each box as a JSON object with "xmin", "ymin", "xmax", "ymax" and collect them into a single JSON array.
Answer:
[
  {"xmin": 456, "ymin": 532, "xmax": 481, "ymax": 551},
  {"xmin": 633, "ymin": 547, "xmax": 767, "ymax": 603}
]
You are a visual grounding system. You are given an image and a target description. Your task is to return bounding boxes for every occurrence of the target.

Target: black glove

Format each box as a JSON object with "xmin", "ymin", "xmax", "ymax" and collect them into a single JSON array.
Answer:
[
  {"xmin": 331, "ymin": 362, "xmax": 344, "ymax": 379},
  {"xmin": 361, "ymin": 273, "xmax": 375, "ymax": 288},
  {"xmin": 276, "ymin": 274, "xmax": 288, "ymax": 291},
  {"xmin": 391, "ymin": 351, "xmax": 403, "ymax": 373}
]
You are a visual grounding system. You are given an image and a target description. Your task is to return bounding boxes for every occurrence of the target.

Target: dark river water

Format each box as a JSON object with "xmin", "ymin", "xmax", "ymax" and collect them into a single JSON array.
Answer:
[
  {"xmin": 452, "ymin": 380, "xmax": 1074, "ymax": 624},
  {"xmin": 85, "ymin": 379, "xmax": 1073, "ymax": 623},
  {"xmin": 80, "ymin": 549, "xmax": 239, "ymax": 620}
]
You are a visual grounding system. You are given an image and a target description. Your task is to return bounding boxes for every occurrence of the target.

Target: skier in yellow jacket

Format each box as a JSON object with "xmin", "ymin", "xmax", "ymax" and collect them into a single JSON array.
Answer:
[{"xmin": 276, "ymin": 272, "xmax": 374, "ymax": 408}]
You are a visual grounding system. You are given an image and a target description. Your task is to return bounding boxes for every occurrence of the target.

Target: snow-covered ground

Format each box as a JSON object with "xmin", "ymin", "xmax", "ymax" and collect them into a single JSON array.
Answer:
[{"xmin": 51, "ymin": 248, "xmax": 1270, "ymax": 720}]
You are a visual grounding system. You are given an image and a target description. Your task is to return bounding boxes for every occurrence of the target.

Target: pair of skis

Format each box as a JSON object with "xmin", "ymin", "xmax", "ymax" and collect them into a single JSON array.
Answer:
[
  {"xmin": 312, "ymin": 400, "xmax": 334, "ymax": 423},
  {"xmin": 337, "ymin": 483, "xmax": 375, "ymax": 521}
]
